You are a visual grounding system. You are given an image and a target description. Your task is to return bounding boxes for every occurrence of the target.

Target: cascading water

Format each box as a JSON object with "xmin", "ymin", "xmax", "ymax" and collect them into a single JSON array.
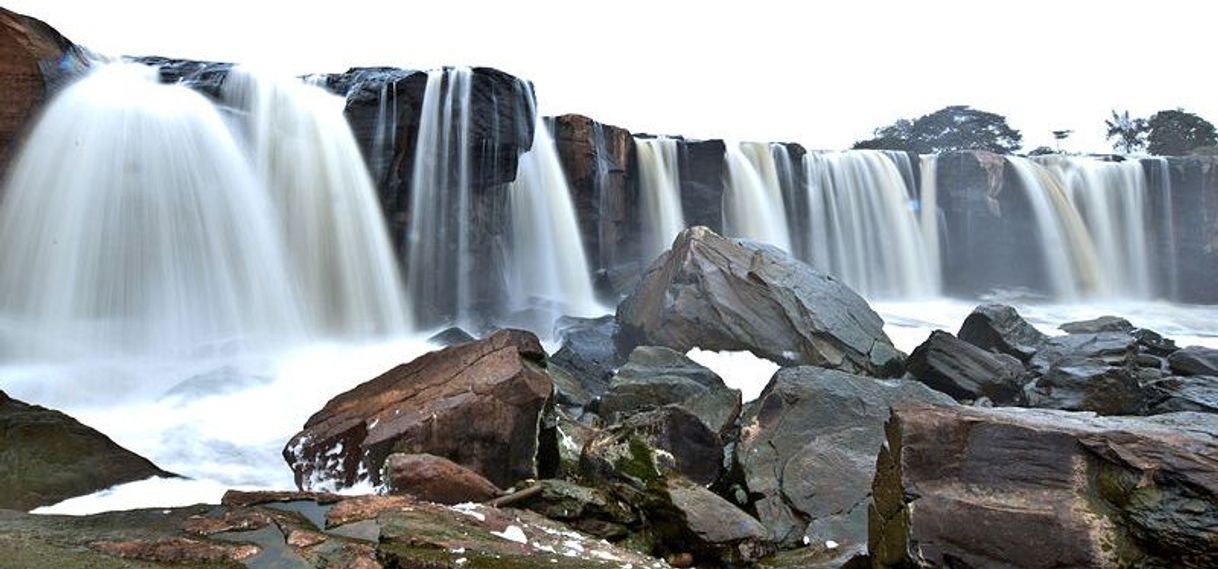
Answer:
[
  {"xmin": 802, "ymin": 150, "xmax": 937, "ymax": 298},
  {"xmin": 1148, "ymin": 157, "xmax": 1179, "ymax": 299},
  {"xmin": 634, "ymin": 137, "xmax": 685, "ymax": 258},
  {"xmin": 722, "ymin": 141, "xmax": 792, "ymax": 252},
  {"xmin": 1036, "ymin": 156, "xmax": 1153, "ymax": 298},
  {"xmin": 0, "ymin": 64, "xmax": 302, "ymax": 360},
  {"xmin": 506, "ymin": 104, "xmax": 600, "ymax": 328},
  {"xmin": 1005, "ymin": 156, "xmax": 1103, "ymax": 299},
  {"xmin": 918, "ymin": 154, "xmax": 943, "ymax": 289},
  {"xmin": 221, "ymin": 68, "xmax": 410, "ymax": 337},
  {"xmin": 405, "ymin": 68, "xmax": 473, "ymax": 327}
]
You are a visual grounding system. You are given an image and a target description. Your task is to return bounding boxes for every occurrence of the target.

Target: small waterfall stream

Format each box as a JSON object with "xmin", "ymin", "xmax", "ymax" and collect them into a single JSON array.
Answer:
[
  {"xmin": 722, "ymin": 141, "xmax": 792, "ymax": 252},
  {"xmin": 635, "ymin": 137, "xmax": 685, "ymax": 259}
]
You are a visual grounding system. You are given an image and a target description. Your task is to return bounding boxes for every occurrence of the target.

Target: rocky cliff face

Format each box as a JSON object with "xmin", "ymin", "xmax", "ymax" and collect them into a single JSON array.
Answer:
[
  {"xmin": 0, "ymin": 8, "xmax": 86, "ymax": 172},
  {"xmin": 551, "ymin": 114, "xmax": 637, "ymax": 298},
  {"xmin": 1158, "ymin": 156, "xmax": 1218, "ymax": 303}
]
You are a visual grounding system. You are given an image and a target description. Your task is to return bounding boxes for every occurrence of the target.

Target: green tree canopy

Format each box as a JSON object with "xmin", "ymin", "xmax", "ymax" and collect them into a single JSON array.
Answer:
[
  {"xmin": 852, "ymin": 106, "xmax": 1022, "ymax": 154},
  {"xmin": 1146, "ymin": 109, "xmax": 1217, "ymax": 155}
]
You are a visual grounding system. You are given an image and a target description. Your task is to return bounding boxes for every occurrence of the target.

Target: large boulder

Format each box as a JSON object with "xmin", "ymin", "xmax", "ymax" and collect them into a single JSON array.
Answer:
[
  {"xmin": 617, "ymin": 226, "xmax": 904, "ymax": 376},
  {"xmin": 734, "ymin": 367, "xmax": 954, "ymax": 558},
  {"xmin": 283, "ymin": 329, "xmax": 553, "ymax": 491},
  {"xmin": 548, "ymin": 315, "xmax": 624, "ymax": 409},
  {"xmin": 956, "ymin": 303, "xmax": 1047, "ymax": 362},
  {"xmin": 598, "ymin": 345, "xmax": 741, "ymax": 433},
  {"xmin": 905, "ymin": 330, "xmax": 1026, "ymax": 404},
  {"xmin": 0, "ymin": 7, "xmax": 85, "ymax": 170},
  {"xmin": 1170, "ymin": 345, "xmax": 1218, "ymax": 376},
  {"xmin": 1147, "ymin": 375, "xmax": 1218, "ymax": 414},
  {"xmin": 870, "ymin": 404, "xmax": 1218, "ymax": 568},
  {"xmin": 0, "ymin": 391, "xmax": 171, "ymax": 511}
]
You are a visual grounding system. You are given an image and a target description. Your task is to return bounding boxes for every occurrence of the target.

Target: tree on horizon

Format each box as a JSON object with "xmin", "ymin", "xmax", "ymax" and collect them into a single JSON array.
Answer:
[
  {"xmin": 853, "ymin": 106, "xmax": 1022, "ymax": 154},
  {"xmin": 1105, "ymin": 110, "xmax": 1149, "ymax": 154}
]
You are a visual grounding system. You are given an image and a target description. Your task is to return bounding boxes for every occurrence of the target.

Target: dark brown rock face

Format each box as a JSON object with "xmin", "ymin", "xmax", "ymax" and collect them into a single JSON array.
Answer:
[
  {"xmin": 734, "ymin": 367, "xmax": 954, "ymax": 557},
  {"xmin": 552, "ymin": 114, "xmax": 637, "ymax": 296},
  {"xmin": 381, "ymin": 453, "xmax": 501, "ymax": 504},
  {"xmin": 0, "ymin": 8, "xmax": 83, "ymax": 171},
  {"xmin": 0, "ymin": 391, "xmax": 171, "ymax": 511},
  {"xmin": 283, "ymin": 330, "xmax": 553, "ymax": 491},
  {"xmin": 870, "ymin": 404, "xmax": 1218, "ymax": 568},
  {"xmin": 618, "ymin": 226, "xmax": 904, "ymax": 376},
  {"xmin": 678, "ymin": 139, "xmax": 726, "ymax": 233}
]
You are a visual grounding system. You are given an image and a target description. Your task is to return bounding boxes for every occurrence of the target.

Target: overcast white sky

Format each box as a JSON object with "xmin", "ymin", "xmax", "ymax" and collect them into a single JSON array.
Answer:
[{"xmin": 10, "ymin": 0, "xmax": 1216, "ymax": 153}]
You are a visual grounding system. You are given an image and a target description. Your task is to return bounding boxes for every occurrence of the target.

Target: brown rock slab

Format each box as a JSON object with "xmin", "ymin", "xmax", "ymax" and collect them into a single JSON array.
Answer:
[
  {"xmin": 382, "ymin": 452, "xmax": 501, "ymax": 504},
  {"xmin": 284, "ymin": 329, "xmax": 553, "ymax": 491}
]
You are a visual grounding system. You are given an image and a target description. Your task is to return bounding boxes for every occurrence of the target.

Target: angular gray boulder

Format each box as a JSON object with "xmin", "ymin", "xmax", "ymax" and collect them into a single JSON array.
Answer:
[
  {"xmin": 617, "ymin": 226, "xmax": 903, "ymax": 377},
  {"xmin": 1170, "ymin": 345, "xmax": 1218, "ymax": 376},
  {"xmin": 957, "ymin": 303, "xmax": 1047, "ymax": 362},
  {"xmin": 733, "ymin": 367, "xmax": 954, "ymax": 558},
  {"xmin": 905, "ymin": 330, "xmax": 1026, "ymax": 404}
]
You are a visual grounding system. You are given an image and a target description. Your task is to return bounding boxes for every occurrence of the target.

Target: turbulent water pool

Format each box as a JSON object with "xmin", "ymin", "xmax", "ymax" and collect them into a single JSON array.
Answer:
[{"xmin": 5, "ymin": 298, "xmax": 1215, "ymax": 516}]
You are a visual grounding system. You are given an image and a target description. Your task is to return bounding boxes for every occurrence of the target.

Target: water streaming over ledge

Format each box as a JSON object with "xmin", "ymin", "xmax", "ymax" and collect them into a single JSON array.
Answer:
[
  {"xmin": 635, "ymin": 137, "xmax": 685, "ymax": 259},
  {"xmin": 222, "ymin": 67, "xmax": 410, "ymax": 337},
  {"xmin": 722, "ymin": 141, "xmax": 792, "ymax": 252},
  {"xmin": 506, "ymin": 107, "xmax": 601, "ymax": 329},
  {"xmin": 405, "ymin": 68, "xmax": 473, "ymax": 327},
  {"xmin": 802, "ymin": 150, "xmax": 937, "ymax": 298},
  {"xmin": 0, "ymin": 64, "xmax": 303, "ymax": 360}
]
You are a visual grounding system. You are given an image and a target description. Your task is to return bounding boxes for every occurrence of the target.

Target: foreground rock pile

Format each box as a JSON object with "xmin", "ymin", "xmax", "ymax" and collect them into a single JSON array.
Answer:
[{"xmin": 3, "ymin": 226, "xmax": 1217, "ymax": 568}]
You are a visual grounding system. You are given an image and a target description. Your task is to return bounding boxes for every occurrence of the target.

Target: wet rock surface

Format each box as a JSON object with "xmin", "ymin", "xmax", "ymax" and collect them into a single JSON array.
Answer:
[
  {"xmin": 734, "ymin": 367, "xmax": 954, "ymax": 555},
  {"xmin": 598, "ymin": 345, "xmax": 741, "ymax": 433},
  {"xmin": 617, "ymin": 226, "xmax": 904, "ymax": 376},
  {"xmin": 0, "ymin": 391, "xmax": 172, "ymax": 511},
  {"xmin": 381, "ymin": 453, "xmax": 501, "ymax": 504},
  {"xmin": 870, "ymin": 404, "xmax": 1218, "ymax": 568},
  {"xmin": 0, "ymin": 492, "xmax": 664, "ymax": 569},
  {"xmin": 906, "ymin": 330, "xmax": 1026, "ymax": 404},
  {"xmin": 956, "ymin": 302, "xmax": 1048, "ymax": 362},
  {"xmin": 283, "ymin": 329, "xmax": 553, "ymax": 491}
]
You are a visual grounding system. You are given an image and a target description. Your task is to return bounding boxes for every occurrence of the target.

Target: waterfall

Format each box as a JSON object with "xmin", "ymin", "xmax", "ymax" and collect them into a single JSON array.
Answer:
[
  {"xmin": 220, "ymin": 68, "xmax": 410, "ymax": 337},
  {"xmin": 1005, "ymin": 156, "xmax": 1103, "ymax": 299},
  {"xmin": 802, "ymin": 150, "xmax": 937, "ymax": 298},
  {"xmin": 1149, "ymin": 157, "xmax": 1179, "ymax": 299},
  {"xmin": 1036, "ymin": 156, "xmax": 1153, "ymax": 298},
  {"xmin": 405, "ymin": 68, "xmax": 473, "ymax": 327},
  {"xmin": 506, "ymin": 103, "xmax": 600, "ymax": 329},
  {"xmin": 371, "ymin": 76, "xmax": 399, "ymax": 185},
  {"xmin": 722, "ymin": 141, "xmax": 792, "ymax": 252},
  {"xmin": 0, "ymin": 64, "xmax": 302, "ymax": 360},
  {"xmin": 919, "ymin": 154, "xmax": 943, "ymax": 291},
  {"xmin": 635, "ymin": 137, "xmax": 685, "ymax": 258}
]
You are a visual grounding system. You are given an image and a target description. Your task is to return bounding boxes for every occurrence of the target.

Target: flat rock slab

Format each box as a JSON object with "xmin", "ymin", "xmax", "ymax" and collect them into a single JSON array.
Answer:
[
  {"xmin": 284, "ymin": 329, "xmax": 553, "ymax": 491},
  {"xmin": 870, "ymin": 404, "xmax": 1218, "ymax": 568}
]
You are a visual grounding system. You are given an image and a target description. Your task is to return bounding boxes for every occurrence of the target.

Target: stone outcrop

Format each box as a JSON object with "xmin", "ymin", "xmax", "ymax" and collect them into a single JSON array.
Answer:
[
  {"xmin": 581, "ymin": 405, "xmax": 722, "ymax": 488},
  {"xmin": 870, "ymin": 404, "xmax": 1218, "ymax": 568},
  {"xmin": 734, "ymin": 367, "xmax": 954, "ymax": 559},
  {"xmin": 1157, "ymin": 155, "xmax": 1218, "ymax": 304},
  {"xmin": 381, "ymin": 453, "xmax": 501, "ymax": 504},
  {"xmin": 618, "ymin": 226, "xmax": 904, "ymax": 376},
  {"xmin": 1170, "ymin": 345, "xmax": 1218, "ymax": 376},
  {"xmin": 0, "ymin": 7, "xmax": 85, "ymax": 170},
  {"xmin": 644, "ymin": 477, "xmax": 775, "ymax": 566},
  {"xmin": 552, "ymin": 114, "xmax": 638, "ymax": 297},
  {"xmin": 906, "ymin": 330, "xmax": 1026, "ymax": 404},
  {"xmin": 598, "ymin": 345, "xmax": 741, "ymax": 433},
  {"xmin": 0, "ymin": 391, "xmax": 171, "ymax": 511},
  {"xmin": 283, "ymin": 329, "xmax": 553, "ymax": 491}
]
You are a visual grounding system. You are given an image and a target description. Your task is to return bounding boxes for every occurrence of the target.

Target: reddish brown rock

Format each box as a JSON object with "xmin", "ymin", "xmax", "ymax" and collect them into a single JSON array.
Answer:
[
  {"xmin": 284, "ymin": 329, "xmax": 553, "ymax": 491},
  {"xmin": 183, "ymin": 510, "xmax": 272, "ymax": 535},
  {"xmin": 0, "ymin": 8, "xmax": 80, "ymax": 170},
  {"xmin": 89, "ymin": 538, "xmax": 258, "ymax": 563},
  {"xmin": 382, "ymin": 452, "xmax": 501, "ymax": 504},
  {"xmin": 870, "ymin": 404, "xmax": 1218, "ymax": 568},
  {"xmin": 220, "ymin": 489, "xmax": 343, "ymax": 508}
]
